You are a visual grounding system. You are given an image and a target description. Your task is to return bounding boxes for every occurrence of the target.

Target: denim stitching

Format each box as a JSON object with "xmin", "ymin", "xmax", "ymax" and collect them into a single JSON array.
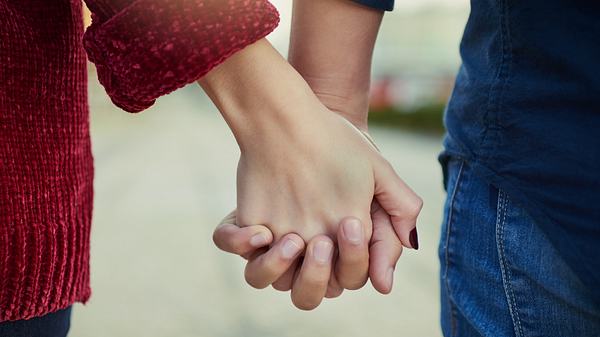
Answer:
[
  {"xmin": 480, "ymin": 0, "xmax": 512, "ymax": 161},
  {"xmin": 443, "ymin": 160, "xmax": 465, "ymax": 337},
  {"xmin": 496, "ymin": 190, "xmax": 524, "ymax": 337}
]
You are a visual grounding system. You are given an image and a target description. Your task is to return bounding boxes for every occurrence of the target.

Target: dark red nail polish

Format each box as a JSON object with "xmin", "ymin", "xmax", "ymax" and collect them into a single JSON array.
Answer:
[{"xmin": 409, "ymin": 228, "xmax": 419, "ymax": 250}]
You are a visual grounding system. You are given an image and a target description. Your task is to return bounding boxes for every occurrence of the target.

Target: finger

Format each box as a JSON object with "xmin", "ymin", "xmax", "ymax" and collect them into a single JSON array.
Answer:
[
  {"xmin": 373, "ymin": 161, "xmax": 423, "ymax": 250},
  {"xmin": 242, "ymin": 247, "xmax": 268, "ymax": 261},
  {"xmin": 335, "ymin": 217, "xmax": 370, "ymax": 290},
  {"xmin": 213, "ymin": 209, "xmax": 274, "ymax": 256},
  {"xmin": 272, "ymin": 260, "xmax": 299, "ymax": 292},
  {"xmin": 244, "ymin": 234, "xmax": 304, "ymax": 289},
  {"xmin": 325, "ymin": 266, "xmax": 344, "ymax": 299},
  {"xmin": 291, "ymin": 235, "xmax": 334, "ymax": 310},
  {"xmin": 369, "ymin": 200, "xmax": 403, "ymax": 294},
  {"xmin": 213, "ymin": 222, "xmax": 274, "ymax": 256}
]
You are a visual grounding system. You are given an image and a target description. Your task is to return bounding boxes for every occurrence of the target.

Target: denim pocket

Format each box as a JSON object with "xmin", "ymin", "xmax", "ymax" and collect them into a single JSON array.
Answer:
[
  {"xmin": 494, "ymin": 190, "xmax": 600, "ymax": 336},
  {"xmin": 439, "ymin": 160, "xmax": 518, "ymax": 337},
  {"xmin": 439, "ymin": 162, "xmax": 600, "ymax": 337}
]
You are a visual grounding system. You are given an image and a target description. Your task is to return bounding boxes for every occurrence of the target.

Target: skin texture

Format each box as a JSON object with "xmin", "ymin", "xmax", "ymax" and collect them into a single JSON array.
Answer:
[
  {"xmin": 289, "ymin": 0, "xmax": 384, "ymax": 131},
  {"xmin": 200, "ymin": 32, "xmax": 422, "ymax": 310},
  {"xmin": 284, "ymin": 0, "xmax": 406, "ymax": 295}
]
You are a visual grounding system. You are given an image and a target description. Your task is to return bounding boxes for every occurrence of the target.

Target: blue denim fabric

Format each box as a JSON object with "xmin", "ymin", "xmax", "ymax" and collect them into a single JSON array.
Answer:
[
  {"xmin": 439, "ymin": 159, "xmax": 600, "ymax": 337},
  {"xmin": 351, "ymin": 0, "xmax": 394, "ymax": 11},
  {"xmin": 0, "ymin": 306, "xmax": 72, "ymax": 337},
  {"xmin": 362, "ymin": 0, "xmax": 600, "ymax": 296},
  {"xmin": 441, "ymin": 0, "xmax": 600, "ymax": 301}
]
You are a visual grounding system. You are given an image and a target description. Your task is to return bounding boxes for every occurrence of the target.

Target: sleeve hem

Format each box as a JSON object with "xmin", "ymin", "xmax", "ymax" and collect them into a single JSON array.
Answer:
[{"xmin": 84, "ymin": 0, "xmax": 280, "ymax": 112}]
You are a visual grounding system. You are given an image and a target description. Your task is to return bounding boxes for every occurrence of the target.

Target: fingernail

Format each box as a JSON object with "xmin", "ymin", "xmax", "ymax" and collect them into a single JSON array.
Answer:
[
  {"xmin": 313, "ymin": 241, "xmax": 333, "ymax": 264},
  {"xmin": 342, "ymin": 218, "xmax": 363, "ymax": 245},
  {"xmin": 281, "ymin": 238, "xmax": 302, "ymax": 259},
  {"xmin": 249, "ymin": 233, "xmax": 269, "ymax": 247},
  {"xmin": 409, "ymin": 228, "xmax": 419, "ymax": 250},
  {"xmin": 386, "ymin": 268, "xmax": 394, "ymax": 290}
]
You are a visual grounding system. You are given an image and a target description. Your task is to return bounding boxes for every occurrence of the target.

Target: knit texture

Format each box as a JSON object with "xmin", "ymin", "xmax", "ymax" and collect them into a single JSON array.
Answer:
[
  {"xmin": 83, "ymin": 0, "xmax": 280, "ymax": 112},
  {"xmin": 0, "ymin": 0, "xmax": 279, "ymax": 322}
]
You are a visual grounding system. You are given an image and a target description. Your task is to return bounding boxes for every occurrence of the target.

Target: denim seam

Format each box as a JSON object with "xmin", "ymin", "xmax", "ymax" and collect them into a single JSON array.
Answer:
[
  {"xmin": 495, "ymin": 190, "xmax": 524, "ymax": 337},
  {"xmin": 480, "ymin": 0, "xmax": 512, "ymax": 161},
  {"xmin": 443, "ymin": 160, "xmax": 465, "ymax": 337}
]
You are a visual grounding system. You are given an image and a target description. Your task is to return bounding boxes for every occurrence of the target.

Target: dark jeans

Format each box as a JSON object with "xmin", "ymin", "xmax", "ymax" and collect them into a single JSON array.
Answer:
[
  {"xmin": 439, "ymin": 160, "xmax": 600, "ymax": 336},
  {"xmin": 0, "ymin": 307, "xmax": 71, "ymax": 337}
]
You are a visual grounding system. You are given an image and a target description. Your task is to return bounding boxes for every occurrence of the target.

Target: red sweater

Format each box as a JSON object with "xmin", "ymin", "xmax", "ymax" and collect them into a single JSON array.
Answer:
[{"xmin": 0, "ymin": 0, "xmax": 279, "ymax": 322}]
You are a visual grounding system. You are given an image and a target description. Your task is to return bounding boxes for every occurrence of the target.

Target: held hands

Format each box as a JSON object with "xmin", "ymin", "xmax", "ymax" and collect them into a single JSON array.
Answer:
[
  {"xmin": 200, "ymin": 39, "xmax": 422, "ymax": 310},
  {"xmin": 215, "ymin": 199, "xmax": 416, "ymax": 310},
  {"xmin": 215, "ymin": 95, "xmax": 422, "ymax": 310}
]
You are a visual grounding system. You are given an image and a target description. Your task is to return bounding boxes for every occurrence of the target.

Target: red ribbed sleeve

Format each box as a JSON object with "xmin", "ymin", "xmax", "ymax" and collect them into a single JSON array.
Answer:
[
  {"xmin": 0, "ymin": 0, "xmax": 93, "ymax": 322},
  {"xmin": 0, "ymin": 0, "xmax": 279, "ymax": 323},
  {"xmin": 83, "ymin": 0, "xmax": 280, "ymax": 112}
]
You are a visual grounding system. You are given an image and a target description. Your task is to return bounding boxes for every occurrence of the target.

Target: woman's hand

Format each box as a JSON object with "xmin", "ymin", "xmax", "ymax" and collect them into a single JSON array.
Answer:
[
  {"xmin": 236, "ymin": 106, "xmax": 377, "ymax": 243},
  {"xmin": 200, "ymin": 38, "xmax": 421, "ymax": 310}
]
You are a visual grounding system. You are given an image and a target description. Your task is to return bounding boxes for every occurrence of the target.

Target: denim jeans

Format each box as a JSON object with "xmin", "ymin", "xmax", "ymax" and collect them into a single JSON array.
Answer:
[
  {"xmin": 0, "ymin": 306, "xmax": 71, "ymax": 337},
  {"xmin": 439, "ymin": 159, "xmax": 600, "ymax": 337}
]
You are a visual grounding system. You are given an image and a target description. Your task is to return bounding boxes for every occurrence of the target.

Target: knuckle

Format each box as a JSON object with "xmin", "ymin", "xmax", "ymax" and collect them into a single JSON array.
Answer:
[
  {"xmin": 340, "ymin": 250, "xmax": 369, "ymax": 265},
  {"xmin": 258, "ymin": 259, "xmax": 282, "ymax": 278},
  {"xmin": 338, "ymin": 245, "xmax": 369, "ymax": 264},
  {"xmin": 302, "ymin": 272, "xmax": 330, "ymax": 287},
  {"xmin": 251, "ymin": 252, "xmax": 290, "ymax": 281},
  {"xmin": 406, "ymin": 196, "xmax": 424, "ymax": 217}
]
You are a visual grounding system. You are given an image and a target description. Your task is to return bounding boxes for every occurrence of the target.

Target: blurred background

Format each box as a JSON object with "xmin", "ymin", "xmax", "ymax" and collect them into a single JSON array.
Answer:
[{"xmin": 71, "ymin": 1, "xmax": 469, "ymax": 336}]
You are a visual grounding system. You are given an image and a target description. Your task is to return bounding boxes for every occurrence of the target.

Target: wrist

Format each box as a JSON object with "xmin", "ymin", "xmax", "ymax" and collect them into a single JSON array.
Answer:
[
  {"xmin": 198, "ymin": 38, "xmax": 323, "ymax": 151},
  {"xmin": 288, "ymin": 0, "xmax": 383, "ymax": 131},
  {"xmin": 300, "ymin": 74, "xmax": 371, "ymax": 131}
]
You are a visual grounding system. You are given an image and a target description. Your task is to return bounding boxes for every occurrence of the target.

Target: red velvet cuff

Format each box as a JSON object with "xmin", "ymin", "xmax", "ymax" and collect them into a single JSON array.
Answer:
[{"xmin": 83, "ymin": 0, "xmax": 280, "ymax": 112}]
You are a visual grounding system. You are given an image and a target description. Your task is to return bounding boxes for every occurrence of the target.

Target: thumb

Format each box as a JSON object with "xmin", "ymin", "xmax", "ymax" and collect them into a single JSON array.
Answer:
[
  {"xmin": 373, "ymin": 160, "xmax": 423, "ymax": 250},
  {"xmin": 369, "ymin": 200, "xmax": 403, "ymax": 294}
]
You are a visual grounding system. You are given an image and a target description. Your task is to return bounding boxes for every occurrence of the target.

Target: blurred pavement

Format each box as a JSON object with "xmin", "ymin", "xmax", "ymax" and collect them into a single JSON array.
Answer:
[{"xmin": 68, "ymin": 74, "xmax": 447, "ymax": 337}]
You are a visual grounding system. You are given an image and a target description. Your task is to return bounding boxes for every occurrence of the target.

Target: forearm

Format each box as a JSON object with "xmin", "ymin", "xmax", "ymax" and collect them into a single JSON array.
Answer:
[
  {"xmin": 198, "ymin": 38, "xmax": 322, "ymax": 152},
  {"xmin": 289, "ymin": 0, "xmax": 384, "ymax": 130},
  {"xmin": 84, "ymin": 0, "xmax": 280, "ymax": 113}
]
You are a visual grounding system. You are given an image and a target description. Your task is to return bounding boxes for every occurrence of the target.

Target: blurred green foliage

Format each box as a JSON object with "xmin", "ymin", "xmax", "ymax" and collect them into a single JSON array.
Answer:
[{"xmin": 368, "ymin": 102, "xmax": 446, "ymax": 135}]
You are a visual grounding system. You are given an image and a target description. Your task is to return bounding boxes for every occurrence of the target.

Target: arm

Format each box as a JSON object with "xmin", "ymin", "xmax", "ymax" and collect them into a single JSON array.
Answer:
[
  {"xmin": 198, "ymin": 38, "xmax": 377, "ymax": 242},
  {"xmin": 83, "ymin": 0, "xmax": 279, "ymax": 112},
  {"xmin": 198, "ymin": 39, "xmax": 323, "ymax": 153},
  {"xmin": 290, "ymin": 0, "xmax": 413, "ymax": 293},
  {"xmin": 200, "ymin": 39, "xmax": 377, "ymax": 309},
  {"xmin": 201, "ymin": 38, "xmax": 421, "ymax": 309},
  {"xmin": 289, "ymin": 0, "xmax": 385, "ymax": 130}
]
